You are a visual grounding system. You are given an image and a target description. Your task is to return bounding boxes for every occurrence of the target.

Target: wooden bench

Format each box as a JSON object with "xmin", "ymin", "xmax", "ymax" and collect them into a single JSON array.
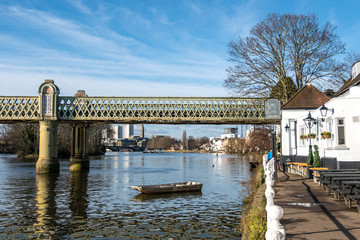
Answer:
[
  {"xmin": 309, "ymin": 167, "xmax": 328, "ymax": 183},
  {"xmin": 285, "ymin": 162, "xmax": 308, "ymax": 177},
  {"xmin": 340, "ymin": 182, "xmax": 360, "ymax": 211},
  {"xmin": 319, "ymin": 172, "xmax": 360, "ymax": 192},
  {"xmin": 330, "ymin": 178, "xmax": 360, "ymax": 199}
]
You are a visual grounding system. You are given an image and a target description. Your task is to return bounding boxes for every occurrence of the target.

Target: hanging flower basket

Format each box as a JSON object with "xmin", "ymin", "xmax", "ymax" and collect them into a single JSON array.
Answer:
[
  {"xmin": 300, "ymin": 135, "xmax": 307, "ymax": 139},
  {"xmin": 321, "ymin": 132, "xmax": 332, "ymax": 139},
  {"xmin": 308, "ymin": 133, "xmax": 316, "ymax": 139}
]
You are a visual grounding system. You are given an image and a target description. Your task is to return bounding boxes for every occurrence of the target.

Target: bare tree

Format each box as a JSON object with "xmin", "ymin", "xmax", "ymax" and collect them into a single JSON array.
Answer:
[
  {"xmin": 182, "ymin": 130, "xmax": 187, "ymax": 150},
  {"xmin": 57, "ymin": 124, "xmax": 71, "ymax": 157},
  {"xmin": 225, "ymin": 13, "xmax": 346, "ymax": 100},
  {"xmin": 88, "ymin": 124, "xmax": 110, "ymax": 155},
  {"xmin": 146, "ymin": 136, "xmax": 177, "ymax": 150},
  {"xmin": 248, "ymin": 127, "xmax": 272, "ymax": 153},
  {"xmin": 345, "ymin": 52, "xmax": 360, "ymax": 78},
  {"xmin": 187, "ymin": 136, "xmax": 196, "ymax": 150},
  {"xmin": 0, "ymin": 123, "xmax": 39, "ymax": 157},
  {"xmin": 224, "ymin": 138, "xmax": 248, "ymax": 155}
]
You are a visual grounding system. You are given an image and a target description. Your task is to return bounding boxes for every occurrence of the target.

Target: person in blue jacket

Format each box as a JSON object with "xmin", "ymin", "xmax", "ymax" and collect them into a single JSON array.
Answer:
[{"xmin": 267, "ymin": 150, "xmax": 272, "ymax": 161}]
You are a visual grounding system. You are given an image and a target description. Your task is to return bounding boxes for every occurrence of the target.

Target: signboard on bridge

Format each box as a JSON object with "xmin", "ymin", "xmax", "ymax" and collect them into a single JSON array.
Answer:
[{"xmin": 265, "ymin": 99, "xmax": 281, "ymax": 119}]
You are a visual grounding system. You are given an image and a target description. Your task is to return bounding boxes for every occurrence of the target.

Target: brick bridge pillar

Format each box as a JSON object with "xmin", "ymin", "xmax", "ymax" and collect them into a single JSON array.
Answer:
[
  {"xmin": 36, "ymin": 80, "xmax": 60, "ymax": 173},
  {"xmin": 70, "ymin": 123, "xmax": 89, "ymax": 171}
]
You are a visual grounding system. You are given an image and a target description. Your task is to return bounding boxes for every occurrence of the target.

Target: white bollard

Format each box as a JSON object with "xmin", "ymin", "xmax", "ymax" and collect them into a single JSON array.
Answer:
[
  {"xmin": 263, "ymin": 156, "xmax": 286, "ymax": 239},
  {"xmin": 265, "ymin": 185, "xmax": 274, "ymax": 228},
  {"xmin": 265, "ymin": 205, "xmax": 285, "ymax": 240}
]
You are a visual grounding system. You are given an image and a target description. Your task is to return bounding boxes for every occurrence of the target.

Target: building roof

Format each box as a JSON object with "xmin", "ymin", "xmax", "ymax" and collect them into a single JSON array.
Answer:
[
  {"xmin": 281, "ymin": 84, "xmax": 331, "ymax": 110},
  {"xmin": 333, "ymin": 73, "xmax": 360, "ymax": 97}
]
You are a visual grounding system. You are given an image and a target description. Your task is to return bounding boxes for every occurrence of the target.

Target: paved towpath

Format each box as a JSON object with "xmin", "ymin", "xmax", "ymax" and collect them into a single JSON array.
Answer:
[{"xmin": 273, "ymin": 170, "xmax": 360, "ymax": 240}]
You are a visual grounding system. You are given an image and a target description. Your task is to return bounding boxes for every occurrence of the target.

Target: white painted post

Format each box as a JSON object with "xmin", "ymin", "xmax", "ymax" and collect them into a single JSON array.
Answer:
[
  {"xmin": 263, "ymin": 155, "xmax": 286, "ymax": 239},
  {"xmin": 265, "ymin": 178, "xmax": 275, "ymax": 227},
  {"xmin": 265, "ymin": 205, "xmax": 286, "ymax": 240}
]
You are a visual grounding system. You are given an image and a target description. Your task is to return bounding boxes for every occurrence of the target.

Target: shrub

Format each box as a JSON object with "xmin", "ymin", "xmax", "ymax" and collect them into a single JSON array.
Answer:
[
  {"xmin": 313, "ymin": 145, "xmax": 321, "ymax": 167},
  {"xmin": 307, "ymin": 145, "xmax": 314, "ymax": 166}
]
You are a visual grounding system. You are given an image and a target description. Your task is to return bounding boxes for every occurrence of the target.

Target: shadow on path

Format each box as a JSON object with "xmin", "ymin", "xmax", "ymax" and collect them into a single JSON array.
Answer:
[{"xmin": 301, "ymin": 181, "xmax": 356, "ymax": 240}]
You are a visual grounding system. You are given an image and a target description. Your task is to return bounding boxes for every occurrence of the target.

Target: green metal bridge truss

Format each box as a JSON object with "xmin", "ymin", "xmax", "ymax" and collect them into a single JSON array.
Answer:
[{"xmin": 0, "ymin": 96, "xmax": 280, "ymax": 124}]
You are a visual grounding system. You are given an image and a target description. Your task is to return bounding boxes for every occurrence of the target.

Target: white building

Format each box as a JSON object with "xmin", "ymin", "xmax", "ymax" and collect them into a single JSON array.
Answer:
[
  {"xmin": 281, "ymin": 61, "xmax": 360, "ymax": 169},
  {"xmin": 123, "ymin": 124, "xmax": 134, "ymax": 139},
  {"xmin": 112, "ymin": 125, "xmax": 123, "ymax": 140},
  {"xmin": 221, "ymin": 128, "xmax": 238, "ymax": 139},
  {"xmin": 209, "ymin": 137, "xmax": 225, "ymax": 152}
]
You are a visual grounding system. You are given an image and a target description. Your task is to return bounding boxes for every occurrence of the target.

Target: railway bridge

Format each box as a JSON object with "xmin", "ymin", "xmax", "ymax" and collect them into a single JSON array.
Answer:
[{"xmin": 0, "ymin": 80, "xmax": 281, "ymax": 173}]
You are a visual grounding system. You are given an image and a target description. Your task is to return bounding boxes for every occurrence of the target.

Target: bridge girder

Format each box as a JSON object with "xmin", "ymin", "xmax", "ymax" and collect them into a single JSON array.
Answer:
[
  {"xmin": 0, "ymin": 96, "xmax": 280, "ymax": 124},
  {"xmin": 0, "ymin": 80, "xmax": 281, "ymax": 173}
]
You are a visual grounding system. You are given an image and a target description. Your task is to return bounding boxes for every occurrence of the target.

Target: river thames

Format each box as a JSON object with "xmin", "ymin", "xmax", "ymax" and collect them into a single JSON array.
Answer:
[{"xmin": 0, "ymin": 152, "xmax": 252, "ymax": 239}]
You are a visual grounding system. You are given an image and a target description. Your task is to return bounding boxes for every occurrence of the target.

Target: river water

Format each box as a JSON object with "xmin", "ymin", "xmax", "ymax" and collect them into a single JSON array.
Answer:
[{"xmin": 0, "ymin": 152, "xmax": 252, "ymax": 239}]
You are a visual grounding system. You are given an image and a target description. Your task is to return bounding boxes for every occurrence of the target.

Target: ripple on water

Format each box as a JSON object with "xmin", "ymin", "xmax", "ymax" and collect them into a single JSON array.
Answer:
[{"xmin": 0, "ymin": 153, "xmax": 250, "ymax": 239}]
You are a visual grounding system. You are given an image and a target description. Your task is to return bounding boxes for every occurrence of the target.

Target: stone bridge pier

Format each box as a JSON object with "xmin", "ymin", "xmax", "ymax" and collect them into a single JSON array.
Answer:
[
  {"xmin": 36, "ymin": 120, "xmax": 59, "ymax": 173},
  {"xmin": 70, "ymin": 124, "xmax": 89, "ymax": 171},
  {"xmin": 36, "ymin": 80, "xmax": 60, "ymax": 173},
  {"xmin": 36, "ymin": 80, "xmax": 90, "ymax": 173}
]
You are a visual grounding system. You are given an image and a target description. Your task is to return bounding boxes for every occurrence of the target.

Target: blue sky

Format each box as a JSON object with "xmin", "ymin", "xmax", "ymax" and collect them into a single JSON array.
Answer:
[{"xmin": 1, "ymin": 0, "xmax": 359, "ymax": 138}]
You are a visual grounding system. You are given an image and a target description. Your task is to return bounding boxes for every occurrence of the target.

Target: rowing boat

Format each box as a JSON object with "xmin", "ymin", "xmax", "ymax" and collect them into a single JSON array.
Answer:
[{"xmin": 130, "ymin": 181, "xmax": 203, "ymax": 194}]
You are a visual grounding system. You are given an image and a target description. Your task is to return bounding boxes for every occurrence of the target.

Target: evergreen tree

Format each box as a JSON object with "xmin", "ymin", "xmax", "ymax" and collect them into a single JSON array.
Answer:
[
  {"xmin": 269, "ymin": 77, "xmax": 298, "ymax": 102},
  {"xmin": 313, "ymin": 145, "xmax": 321, "ymax": 167},
  {"xmin": 307, "ymin": 145, "xmax": 314, "ymax": 166}
]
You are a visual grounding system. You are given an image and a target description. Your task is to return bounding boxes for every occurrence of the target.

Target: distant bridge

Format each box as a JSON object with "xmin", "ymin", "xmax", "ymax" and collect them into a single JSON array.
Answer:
[{"xmin": 0, "ymin": 80, "xmax": 280, "ymax": 173}]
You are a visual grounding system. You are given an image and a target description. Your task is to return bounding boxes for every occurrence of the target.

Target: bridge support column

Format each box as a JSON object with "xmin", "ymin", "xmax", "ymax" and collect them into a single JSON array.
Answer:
[
  {"xmin": 70, "ymin": 124, "xmax": 89, "ymax": 171},
  {"xmin": 36, "ymin": 121, "xmax": 59, "ymax": 173}
]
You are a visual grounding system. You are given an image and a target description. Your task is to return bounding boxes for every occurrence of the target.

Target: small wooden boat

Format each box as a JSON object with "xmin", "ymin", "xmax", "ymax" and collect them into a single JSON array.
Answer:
[{"xmin": 130, "ymin": 181, "xmax": 203, "ymax": 194}]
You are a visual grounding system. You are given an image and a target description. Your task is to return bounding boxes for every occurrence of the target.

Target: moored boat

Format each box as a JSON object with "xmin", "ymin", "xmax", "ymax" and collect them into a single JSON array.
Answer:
[{"xmin": 130, "ymin": 181, "xmax": 202, "ymax": 194}]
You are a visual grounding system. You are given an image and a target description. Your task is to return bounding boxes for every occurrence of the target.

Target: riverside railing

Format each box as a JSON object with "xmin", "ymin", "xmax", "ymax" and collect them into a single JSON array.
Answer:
[{"xmin": 263, "ymin": 155, "xmax": 286, "ymax": 240}]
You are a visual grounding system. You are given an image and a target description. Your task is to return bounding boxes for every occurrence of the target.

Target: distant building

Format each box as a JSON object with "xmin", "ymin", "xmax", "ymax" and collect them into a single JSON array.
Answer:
[
  {"xmin": 238, "ymin": 125, "xmax": 251, "ymax": 138},
  {"xmin": 140, "ymin": 124, "xmax": 145, "ymax": 138},
  {"xmin": 221, "ymin": 128, "xmax": 238, "ymax": 139},
  {"xmin": 123, "ymin": 124, "xmax": 134, "ymax": 138},
  {"xmin": 112, "ymin": 125, "xmax": 123, "ymax": 140}
]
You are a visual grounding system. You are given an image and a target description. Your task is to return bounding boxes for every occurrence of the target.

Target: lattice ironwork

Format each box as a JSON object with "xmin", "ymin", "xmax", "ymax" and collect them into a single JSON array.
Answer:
[
  {"xmin": 0, "ymin": 97, "xmax": 39, "ymax": 122},
  {"xmin": 57, "ymin": 97, "xmax": 278, "ymax": 124}
]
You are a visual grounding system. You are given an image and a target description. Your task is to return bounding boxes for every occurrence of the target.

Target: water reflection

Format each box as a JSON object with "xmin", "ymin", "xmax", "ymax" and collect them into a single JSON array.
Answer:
[
  {"xmin": 131, "ymin": 191, "xmax": 203, "ymax": 202},
  {"xmin": 0, "ymin": 153, "xmax": 250, "ymax": 239},
  {"xmin": 69, "ymin": 171, "xmax": 88, "ymax": 218},
  {"xmin": 34, "ymin": 173, "xmax": 59, "ymax": 239}
]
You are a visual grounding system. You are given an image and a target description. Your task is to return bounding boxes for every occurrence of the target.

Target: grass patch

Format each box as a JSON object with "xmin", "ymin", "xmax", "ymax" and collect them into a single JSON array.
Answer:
[{"xmin": 240, "ymin": 166, "xmax": 267, "ymax": 240}]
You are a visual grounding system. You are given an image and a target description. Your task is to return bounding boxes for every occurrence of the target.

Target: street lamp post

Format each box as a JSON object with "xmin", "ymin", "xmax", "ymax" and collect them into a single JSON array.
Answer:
[
  {"xmin": 268, "ymin": 130, "xmax": 277, "ymax": 179},
  {"xmin": 303, "ymin": 112, "xmax": 317, "ymax": 145}
]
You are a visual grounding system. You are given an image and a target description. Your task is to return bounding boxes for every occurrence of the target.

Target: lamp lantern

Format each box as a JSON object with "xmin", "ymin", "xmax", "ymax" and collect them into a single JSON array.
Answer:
[
  {"xmin": 303, "ymin": 111, "xmax": 316, "ymax": 129},
  {"xmin": 284, "ymin": 124, "xmax": 290, "ymax": 132},
  {"xmin": 320, "ymin": 104, "xmax": 328, "ymax": 118},
  {"xmin": 319, "ymin": 103, "xmax": 334, "ymax": 119}
]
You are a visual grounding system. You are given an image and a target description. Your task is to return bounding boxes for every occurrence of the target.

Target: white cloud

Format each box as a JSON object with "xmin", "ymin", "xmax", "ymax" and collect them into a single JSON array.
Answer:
[
  {"xmin": 0, "ymin": 2, "xmax": 232, "ymax": 100},
  {"xmin": 66, "ymin": 0, "xmax": 93, "ymax": 15}
]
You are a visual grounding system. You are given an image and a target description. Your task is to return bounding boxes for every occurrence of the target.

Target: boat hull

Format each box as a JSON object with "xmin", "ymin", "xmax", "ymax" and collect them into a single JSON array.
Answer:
[{"xmin": 130, "ymin": 182, "xmax": 202, "ymax": 194}]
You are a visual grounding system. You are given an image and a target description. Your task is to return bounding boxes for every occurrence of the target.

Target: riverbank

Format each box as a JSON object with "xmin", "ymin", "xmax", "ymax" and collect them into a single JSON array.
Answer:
[{"xmin": 240, "ymin": 165, "xmax": 267, "ymax": 240}]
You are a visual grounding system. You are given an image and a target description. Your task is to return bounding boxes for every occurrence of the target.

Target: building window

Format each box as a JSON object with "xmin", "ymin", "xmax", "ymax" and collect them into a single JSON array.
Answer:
[
  {"xmin": 325, "ymin": 119, "xmax": 333, "ymax": 148},
  {"xmin": 337, "ymin": 119, "xmax": 345, "ymax": 145},
  {"xmin": 300, "ymin": 127, "xmax": 306, "ymax": 146}
]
